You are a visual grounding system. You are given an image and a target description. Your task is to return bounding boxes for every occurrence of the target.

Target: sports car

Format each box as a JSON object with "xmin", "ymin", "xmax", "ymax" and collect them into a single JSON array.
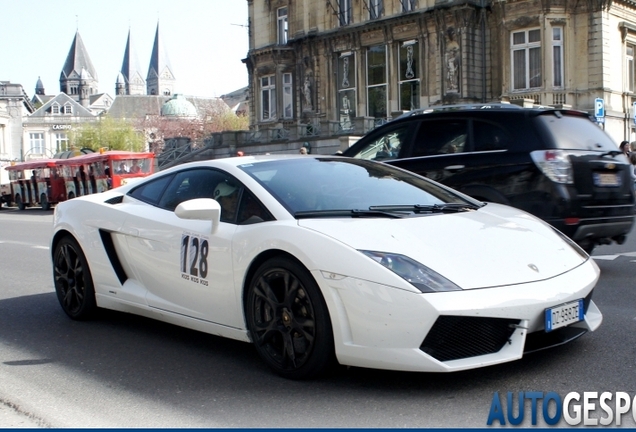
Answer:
[{"xmin": 51, "ymin": 155, "xmax": 602, "ymax": 379}]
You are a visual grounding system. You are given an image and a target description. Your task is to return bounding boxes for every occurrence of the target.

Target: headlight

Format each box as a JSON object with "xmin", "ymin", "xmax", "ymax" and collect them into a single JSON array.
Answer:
[{"xmin": 360, "ymin": 250, "xmax": 461, "ymax": 293}]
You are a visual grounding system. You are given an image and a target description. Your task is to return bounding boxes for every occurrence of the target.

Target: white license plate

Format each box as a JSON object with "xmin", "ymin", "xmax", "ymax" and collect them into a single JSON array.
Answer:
[
  {"xmin": 544, "ymin": 299, "xmax": 584, "ymax": 332},
  {"xmin": 593, "ymin": 172, "xmax": 621, "ymax": 187}
]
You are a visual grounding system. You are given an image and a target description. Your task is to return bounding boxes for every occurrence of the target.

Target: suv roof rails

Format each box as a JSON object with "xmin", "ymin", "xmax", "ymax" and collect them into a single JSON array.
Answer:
[{"xmin": 396, "ymin": 102, "xmax": 523, "ymax": 120}]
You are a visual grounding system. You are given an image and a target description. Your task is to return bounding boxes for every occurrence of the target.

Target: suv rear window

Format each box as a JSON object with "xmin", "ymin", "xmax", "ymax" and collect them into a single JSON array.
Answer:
[{"xmin": 535, "ymin": 113, "xmax": 617, "ymax": 151}]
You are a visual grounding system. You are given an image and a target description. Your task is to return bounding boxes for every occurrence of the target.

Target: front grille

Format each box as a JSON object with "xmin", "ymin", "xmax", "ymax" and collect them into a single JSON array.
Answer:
[{"xmin": 420, "ymin": 316, "xmax": 520, "ymax": 362}]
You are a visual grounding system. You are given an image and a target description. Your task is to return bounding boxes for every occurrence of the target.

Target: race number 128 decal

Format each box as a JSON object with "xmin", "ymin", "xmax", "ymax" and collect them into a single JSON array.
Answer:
[{"xmin": 180, "ymin": 233, "xmax": 209, "ymax": 285}]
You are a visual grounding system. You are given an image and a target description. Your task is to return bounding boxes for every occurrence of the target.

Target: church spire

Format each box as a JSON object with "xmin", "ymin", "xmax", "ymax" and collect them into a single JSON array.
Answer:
[
  {"xmin": 119, "ymin": 28, "xmax": 146, "ymax": 95},
  {"xmin": 146, "ymin": 22, "xmax": 175, "ymax": 96},
  {"xmin": 59, "ymin": 31, "xmax": 98, "ymax": 105}
]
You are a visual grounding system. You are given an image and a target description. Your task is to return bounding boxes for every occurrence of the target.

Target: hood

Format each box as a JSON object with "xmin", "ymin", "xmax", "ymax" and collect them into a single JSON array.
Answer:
[{"xmin": 298, "ymin": 203, "xmax": 587, "ymax": 289}]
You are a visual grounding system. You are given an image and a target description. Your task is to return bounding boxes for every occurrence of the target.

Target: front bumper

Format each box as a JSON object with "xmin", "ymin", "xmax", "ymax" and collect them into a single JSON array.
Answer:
[{"xmin": 317, "ymin": 259, "xmax": 601, "ymax": 372}]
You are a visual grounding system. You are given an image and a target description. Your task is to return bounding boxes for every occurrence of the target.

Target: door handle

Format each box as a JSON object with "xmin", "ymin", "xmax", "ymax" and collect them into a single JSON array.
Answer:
[{"xmin": 444, "ymin": 165, "xmax": 465, "ymax": 172}]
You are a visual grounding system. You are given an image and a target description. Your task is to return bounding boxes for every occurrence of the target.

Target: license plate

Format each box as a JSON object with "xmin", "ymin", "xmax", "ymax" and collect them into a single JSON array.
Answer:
[
  {"xmin": 593, "ymin": 172, "xmax": 621, "ymax": 187},
  {"xmin": 545, "ymin": 299, "xmax": 584, "ymax": 332}
]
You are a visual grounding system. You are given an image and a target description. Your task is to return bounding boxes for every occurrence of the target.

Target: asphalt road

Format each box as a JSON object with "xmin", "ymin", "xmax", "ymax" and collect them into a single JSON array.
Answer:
[{"xmin": 0, "ymin": 206, "xmax": 635, "ymax": 428}]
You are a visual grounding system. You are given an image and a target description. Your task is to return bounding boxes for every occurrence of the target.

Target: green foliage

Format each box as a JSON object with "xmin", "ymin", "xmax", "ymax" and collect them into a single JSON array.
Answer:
[{"xmin": 70, "ymin": 116, "xmax": 146, "ymax": 152}]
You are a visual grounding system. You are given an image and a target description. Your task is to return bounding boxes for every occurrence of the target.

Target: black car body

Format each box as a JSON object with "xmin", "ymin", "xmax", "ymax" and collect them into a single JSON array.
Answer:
[{"xmin": 343, "ymin": 104, "xmax": 635, "ymax": 252}]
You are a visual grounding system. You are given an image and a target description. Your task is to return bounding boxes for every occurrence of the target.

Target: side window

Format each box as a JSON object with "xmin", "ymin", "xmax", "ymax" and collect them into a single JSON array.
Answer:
[
  {"xmin": 351, "ymin": 125, "xmax": 409, "ymax": 161},
  {"xmin": 237, "ymin": 190, "xmax": 274, "ymax": 225},
  {"xmin": 128, "ymin": 174, "xmax": 174, "ymax": 205},
  {"xmin": 412, "ymin": 120, "xmax": 468, "ymax": 157},
  {"xmin": 472, "ymin": 121, "xmax": 511, "ymax": 152},
  {"xmin": 158, "ymin": 169, "xmax": 224, "ymax": 212}
]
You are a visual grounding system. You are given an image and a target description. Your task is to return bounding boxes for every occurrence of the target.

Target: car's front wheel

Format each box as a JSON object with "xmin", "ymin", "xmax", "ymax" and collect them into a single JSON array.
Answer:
[
  {"xmin": 245, "ymin": 256, "xmax": 335, "ymax": 379},
  {"xmin": 52, "ymin": 236, "xmax": 97, "ymax": 320}
]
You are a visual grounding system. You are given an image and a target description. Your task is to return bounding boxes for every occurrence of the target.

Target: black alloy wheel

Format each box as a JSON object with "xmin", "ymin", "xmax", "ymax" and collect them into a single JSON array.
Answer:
[
  {"xmin": 53, "ymin": 236, "xmax": 97, "ymax": 320},
  {"xmin": 246, "ymin": 257, "xmax": 335, "ymax": 379}
]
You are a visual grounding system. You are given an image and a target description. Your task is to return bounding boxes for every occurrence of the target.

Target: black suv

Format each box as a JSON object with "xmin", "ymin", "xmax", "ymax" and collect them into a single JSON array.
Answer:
[{"xmin": 343, "ymin": 104, "xmax": 635, "ymax": 252}]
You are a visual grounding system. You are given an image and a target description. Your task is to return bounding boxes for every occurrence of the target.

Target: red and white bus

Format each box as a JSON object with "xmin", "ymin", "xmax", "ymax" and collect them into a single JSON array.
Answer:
[
  {"xmin": 5, "ymin": 159, "xmax": 66, "ymax": 210},
  {"xmin": 55, "ymin": 150, "xmax": 155, "ymax": 199}
]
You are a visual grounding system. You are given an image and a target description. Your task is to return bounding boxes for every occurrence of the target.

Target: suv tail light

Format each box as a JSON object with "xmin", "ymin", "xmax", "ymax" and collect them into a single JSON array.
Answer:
[{"xmin": 530, "ymin": 150, "xmax": 573, "ymax": 184}]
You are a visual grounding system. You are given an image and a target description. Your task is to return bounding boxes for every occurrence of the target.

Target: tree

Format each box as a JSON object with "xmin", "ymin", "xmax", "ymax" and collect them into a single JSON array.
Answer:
[{"xmin": 70, "ymin": 116, "xmax": 147, "ymax": 152}]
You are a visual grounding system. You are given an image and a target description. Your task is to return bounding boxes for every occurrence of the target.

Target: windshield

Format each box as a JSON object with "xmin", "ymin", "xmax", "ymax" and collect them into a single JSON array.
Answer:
[
  {"xmin": 239, "ymin": 157, "xmax": 479, "ymax": 216},
  {"xmin": 536, "ymin": 113, "xmax": 618, "ymax": 151}
]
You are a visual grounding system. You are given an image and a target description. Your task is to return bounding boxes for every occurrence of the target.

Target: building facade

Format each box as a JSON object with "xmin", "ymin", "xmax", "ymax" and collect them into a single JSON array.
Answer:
[{"xmin": 243, "ymin": 0, "xmax": 636, "ymax": 153}]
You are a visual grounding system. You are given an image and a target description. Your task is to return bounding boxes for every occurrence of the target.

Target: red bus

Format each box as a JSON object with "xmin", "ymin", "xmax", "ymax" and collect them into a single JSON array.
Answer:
[
  {"xmin": 5, "ymin": 159, "xmax": 66, "ymax": 210},
  {"xmin": 55, "ymin": 151, "xmax": 155, "ymax": 199}
]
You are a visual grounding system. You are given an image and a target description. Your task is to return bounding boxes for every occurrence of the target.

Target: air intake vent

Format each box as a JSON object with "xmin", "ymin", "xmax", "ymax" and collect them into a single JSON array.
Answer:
[
  {"xmin": 104, "ymin": 195, "xmax": 124, "ymax": 205},
  {"xmin": 420, "ymin": 316, "xmax": 519, "ymax": 362}
]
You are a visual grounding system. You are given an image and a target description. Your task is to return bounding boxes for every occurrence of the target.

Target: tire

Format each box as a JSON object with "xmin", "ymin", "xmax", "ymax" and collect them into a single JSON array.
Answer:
[
  {"xmin": 245, "ymin": 256, "xmax": 335, "ymax": 380},
  {"xmin": 16, "ymin": 194, "xmax": 25, "ymax": 211},
  {"xmin": 68, "ymin": 192, "xmax": 75, "ymax": 200},
  {"xmin": 52, "ymin": 236, "xmax": 97, "ymax": 320},
  {"xmin": 40, "ymin": 193, "xmax": 50, "ymax": 211}
]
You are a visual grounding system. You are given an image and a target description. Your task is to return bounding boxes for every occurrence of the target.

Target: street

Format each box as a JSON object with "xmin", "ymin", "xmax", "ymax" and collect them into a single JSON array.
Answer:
[{"xmin": 0, "ymin": 207, "xmax": 635, "ymax": 427}]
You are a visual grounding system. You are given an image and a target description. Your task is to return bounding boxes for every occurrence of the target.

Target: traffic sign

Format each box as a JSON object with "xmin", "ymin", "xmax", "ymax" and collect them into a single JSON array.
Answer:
[
  {"xmin": 594, "ymin": 98, "xmax": 605, "ymax": 122},
  {"xmin": 633, "ymin": 101, "xmax": 636, "ymax": 124}
]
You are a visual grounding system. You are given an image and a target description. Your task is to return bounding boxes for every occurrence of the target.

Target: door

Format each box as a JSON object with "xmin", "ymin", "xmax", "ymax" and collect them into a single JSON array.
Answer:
[{"xmin": 119, "ymin": 168, "xmax": 243, "ymax": 328}]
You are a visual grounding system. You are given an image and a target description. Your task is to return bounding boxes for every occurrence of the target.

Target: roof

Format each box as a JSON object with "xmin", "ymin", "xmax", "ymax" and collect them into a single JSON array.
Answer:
[
  {"xmin": 26, "ymin": 93, "xmax": 95, "ymax": 119},
  {"xmin": 60, "ymin": 31, "xmax": 98, "ymax": 81},
  {"xmin": 161, "ymin": 94, "xmax": 198, "ymax": 117},
  {"xmin": 147, "ymin": 22, "xmax": 174, "ymax": 81},
  {"xmin": 107, "ymin": 95, "xmax": 171, "ymax": 118}
]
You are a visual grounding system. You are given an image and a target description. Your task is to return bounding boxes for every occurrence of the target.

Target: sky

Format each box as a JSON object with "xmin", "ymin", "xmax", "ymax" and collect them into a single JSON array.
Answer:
[{"xmin": 1, "ymin": 0, "xmax": 249, "ymax": 98}]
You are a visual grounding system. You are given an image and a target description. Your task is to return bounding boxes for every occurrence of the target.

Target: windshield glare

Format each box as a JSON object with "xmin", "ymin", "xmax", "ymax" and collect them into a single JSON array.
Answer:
[{"xmin": 239, "ymin": 158, "xmax": 473, "ymax": 215}]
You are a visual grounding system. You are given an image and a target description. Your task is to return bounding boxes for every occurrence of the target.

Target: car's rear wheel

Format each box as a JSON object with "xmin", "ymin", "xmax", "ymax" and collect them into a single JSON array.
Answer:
[
  {"xmin": 245, "ymin": 256, "xmax": 335, "ymax": 380},
  {"xmin": 53, "ymin": 236, "xmax": 97, "ymax": 320}
]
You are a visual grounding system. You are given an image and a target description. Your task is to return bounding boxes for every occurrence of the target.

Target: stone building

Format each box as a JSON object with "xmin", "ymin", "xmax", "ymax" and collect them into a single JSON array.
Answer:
[{"xmin": 243, "ymin": 0, "xmax": 636, "ymax": 153}]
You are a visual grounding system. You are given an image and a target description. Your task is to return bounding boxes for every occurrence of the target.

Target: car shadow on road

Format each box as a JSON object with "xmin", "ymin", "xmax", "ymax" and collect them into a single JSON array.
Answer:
[{"xmin": 0, "ymin": 291, "xmax": 602, "ymax": 427}]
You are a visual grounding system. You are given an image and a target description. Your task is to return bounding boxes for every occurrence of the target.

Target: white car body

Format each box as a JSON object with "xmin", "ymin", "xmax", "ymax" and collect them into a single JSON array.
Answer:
[{"xmin": 51, "ymin": 155, "xmax": 601, "ymax": 377}]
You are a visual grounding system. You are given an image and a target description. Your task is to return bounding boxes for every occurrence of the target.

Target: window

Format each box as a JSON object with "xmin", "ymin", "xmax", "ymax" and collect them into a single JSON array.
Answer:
[
  {"xmin": 401, "ymin": 0, "xmax": 415, "ymax": 12},
  {"xmin": 412, "ymin": 120, "xmax": 468, "ymax": 157},
  {"xmin": 29, "ymin": 133, "xmax": 45, "ymax": 154},
  {"xmin": 277, "ymin": 7, "xmax": 288, "ymax": 45},
  {"xmin": 63, "ymin": 104, "xmax": 73, "ymax": 114},
  {"xmin": 261, "ymin": 75, "xmax": 276, "ymax": 121},
  {"xmin": 337, "ymin": 52, "xmax": 356, "ymax": 130},
  {"xmin": 399, "ymin": 40, "xmax": 420, "ymax": 111},
  {"xmin": 472, "ymin": 122, "xmax": 510, "ymax": 152},
  {"xmin": 552, "ymin": 27, "xmax": 564, "ymax": 88},
  {"xmin": 55, "ymin": 133, "xmax": 70, "ymax": 152},
  {"xmin": 129, "ymin": 174, "xmax": 174, "ymax": 206},
  {"xmin": 369, "ymin": 0, "xmax": 382, "ymax": 19},
  {"xmin": 283, "ymin": 73, "xmax": 293, "ymax": 119},
  {"xmin": 511, "ymin": 29, "xmax": 542, "ymax": 90},
  {"xmin": 51, "ymin": 104, "xmax": 60, "ymax": 114},
  {"xmin": 367, "ymin": 45, "xmax": 387, "ymax": 120},
  {"xmin": 351, "ymin": 125, "xmax": 410, "ymax": 161},
  {"xmin": 628, "ymin": 44, "xmax": 635, "ymax": 93},
  {"xmin": 339, "ymin": 0, "xmax": 352, "ymax": 26}
]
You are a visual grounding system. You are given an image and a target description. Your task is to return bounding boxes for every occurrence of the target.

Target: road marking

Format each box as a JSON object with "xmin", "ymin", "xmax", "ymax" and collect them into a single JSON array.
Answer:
[{"xmin": 592, "ymin": 251, "xmax": 636, "ymax": 261}]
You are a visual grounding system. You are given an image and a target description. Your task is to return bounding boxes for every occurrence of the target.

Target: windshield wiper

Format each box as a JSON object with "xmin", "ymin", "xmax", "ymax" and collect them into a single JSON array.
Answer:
[
  {"xmin": 294, "ymin": 209, "xmax": 405, "ymax": 219},
  {"xmin": 369, "ymin": 203, "xmax": 480, "ymax": 213}
]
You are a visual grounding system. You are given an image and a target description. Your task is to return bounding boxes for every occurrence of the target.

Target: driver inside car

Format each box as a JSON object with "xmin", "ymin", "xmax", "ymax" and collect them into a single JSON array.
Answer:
[{"xmin": 213, "ymin": 181, "xmax": 239, "ymax": 222}]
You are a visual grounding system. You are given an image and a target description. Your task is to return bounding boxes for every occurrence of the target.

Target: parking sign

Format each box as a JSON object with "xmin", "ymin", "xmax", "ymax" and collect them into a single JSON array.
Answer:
[{"xmin": 594, "ymin": 98, "xmax": 605, "ymax": 123}]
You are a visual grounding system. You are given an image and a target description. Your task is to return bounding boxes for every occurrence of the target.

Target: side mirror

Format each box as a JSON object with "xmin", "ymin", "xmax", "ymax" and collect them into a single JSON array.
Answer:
[{"xmin": 175, "ymin": 198, "xmax": 221, "ymax": 234}]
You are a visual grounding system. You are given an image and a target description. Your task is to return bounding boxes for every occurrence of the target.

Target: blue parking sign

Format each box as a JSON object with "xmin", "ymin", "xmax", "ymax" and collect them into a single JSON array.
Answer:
[{"xmin": 594, "ymin": 98, "xmax": 605, "ymax": 117}]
